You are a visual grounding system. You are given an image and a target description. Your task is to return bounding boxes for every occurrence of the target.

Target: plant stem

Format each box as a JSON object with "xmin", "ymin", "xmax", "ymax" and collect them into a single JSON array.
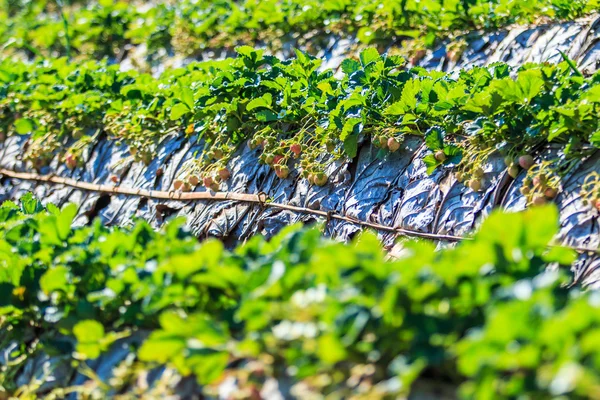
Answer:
[{"xmin": 56, "ymin": 0, "xmax": 71, "ymax": 62}]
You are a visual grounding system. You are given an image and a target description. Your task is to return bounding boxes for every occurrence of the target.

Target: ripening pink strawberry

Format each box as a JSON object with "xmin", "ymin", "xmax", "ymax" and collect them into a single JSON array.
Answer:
[
  {"xmin": 188, "ymin": 175, "xmax": 200, "ymax": 186},
  {"xmin": 595, "ymin": 199, "xmax": 600, "ymax": 211},
  {"xmin": 273, "ymin": 155, "xmax": 284, "ymax": 165},
  {"xmin": 173, "ymin": 179, "xmax": 184, "ymax": 190},
  {"xmin": 544, "ymin": 187, "xmax": 557, "ymax": 199},
  {"xmin": 507, "ymin": 164, "xmax": 519, "ymax": 178},
  {"xmin": 387, "ymin": 138, "xmax": 400, "ymax": 152},
  {"xmin": 532, "ymin": 194, "xmax": 546, "ymax": 206},
  {"xmin": 290, "ymin": 143, "xmax": 302, "ymax": 156},
  {"xmin": 518, "ymin": 155, "xmax": 534, "ymax": 170},
  {"xmin": 110, "ymin": 175, "xmax": 119, "ymax": 184},
  {"xmin": 203, "ymin": 176, "xmax": 214, "ymax": 187},
  {"xmin": 65, "ymin": 153, "xmax": 77, "ymax": 169},
  {"xmin": 218, "ymin": 168, "xmax": 230, "ymax": 180}
]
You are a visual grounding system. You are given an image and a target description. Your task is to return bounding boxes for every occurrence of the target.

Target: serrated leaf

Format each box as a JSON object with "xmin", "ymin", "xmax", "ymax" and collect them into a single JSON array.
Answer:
[
  {"xmin": 359, "ymin": 48, "xmax": 380, "ymax": 67},
  {"xmin": 341, "ymin": 59, "xmax": 361, "ymax": 75},
  {"xmin": 425, "ymin": 127, "xmax": 444, "ymax": 151},
  {"xmin": 340, "ymin": 117, "xmax": 362, "ymax": 141},
  {"xmin": 246, "ymin": 93, "xmax": 272, "ymax": 111}
]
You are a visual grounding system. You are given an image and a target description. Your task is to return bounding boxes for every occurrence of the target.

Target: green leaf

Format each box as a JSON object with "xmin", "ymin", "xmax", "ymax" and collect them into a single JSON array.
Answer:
[
  {"xmin": 57, "ymin": 203, "xmax": 77, "ymax": 241},
  {"xmin": 341, "ymin": 59, "xmax": 361, "ymax": 75},
  {"xmin": 170, "ymin": 103, "xmax": 191, "ymax": 120},
  {"xmin": 246, "ymin": 93, "xmax": 273, "ymax": 111},
  {"xmin": 543, "ymin": 246, "xmax": 577, "ymax": 265},
  {"xmin": 179, "ymin": 85, "xmax": 195, "ymax": 110},
  {"xmin": 256, "ymin": 110, "xmax": 279, "ymax": 122},
  {"xmin": 343, "ymin": 134, "xmax": 359, "ymax": 158},
  {"xmin": 14, "ymin": 118, "xmax": 34, "ymax": 135},
  {"xmin": 340, "ymin": 117, "xmax": 362, "ymax": 141},
  {"xmin": 74, "ymin": 320, "xmax": 105, "ymax": 342},
  {"xmin": 0, "ymin": 283, "xmax": 15, "ymax": 307},
  {"xmin": 190, "ymin": 351, "xmax": 229, "ymax": 385},
  {"xmin": 138, "ymin": 331, "xmax": 185, "ymax": 363},
  {"xmin": 73, "ymin": 320, "xmax": 105, "ymax": 359},
  {"xmin": 423, "ymin": 154, "xmax": 441, "ymax": 175},
  {"xmin": 20, "ymin": 193, "xmax": 42, "ymax": 215},
  {"xmin": 359, "ymin": 48, "xmax": 380, "ymax": 67},
  {"xmin": 40, "ymin": 266, "xmax": 69, "ymax": 295},
  {"xmin": 317, "ymin": 334, "xmax": 347, "ymax": 364},
  {"xmin": 425, "ymin": 127, "xmax": 444, "ymax": 150}
]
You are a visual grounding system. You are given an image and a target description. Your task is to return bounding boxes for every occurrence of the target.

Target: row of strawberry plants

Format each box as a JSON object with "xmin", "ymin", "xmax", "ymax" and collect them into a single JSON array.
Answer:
[
  {"xmin": 0, "ymin": 193, "xmax": 596, "ymax": 398},
  {"xmin": 2, "ymin": 49, "xmax": 600, "ymax": 207},
  {"xmin": 1, "ymin": 0, "xmax": 596, "ymax": 63}
]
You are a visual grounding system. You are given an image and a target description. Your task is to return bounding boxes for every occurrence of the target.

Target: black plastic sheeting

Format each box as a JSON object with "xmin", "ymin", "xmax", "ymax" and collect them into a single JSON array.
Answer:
[{"xmin": 1, "ymin": 127, "xmax": 599, "ymax": 282}]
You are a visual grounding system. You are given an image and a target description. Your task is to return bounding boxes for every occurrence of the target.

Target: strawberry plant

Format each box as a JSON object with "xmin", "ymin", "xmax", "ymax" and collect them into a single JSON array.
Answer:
[{"xmin": 0, "ymin": 194, "xmax": 598, "ymax": 398}]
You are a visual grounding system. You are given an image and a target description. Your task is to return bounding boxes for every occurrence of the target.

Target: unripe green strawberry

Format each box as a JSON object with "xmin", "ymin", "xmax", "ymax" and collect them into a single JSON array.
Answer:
[
  {"xmin": 469, "ymin": 179, "xmax": 481, "ymax": 192},
  {"xmin": 379, "ymin": 136, "xmax": 388, "ymax": 148},
  {"xmin": 507, "ymin": 164, "xmax": 519, "ymax": 178},
  {"xmin": 434, "ymin": 150, "xmax": 446, "ymax": 162},
  {"xmin": 326, "ymin": 140, "xmax": 335, "ymax": 152},
  {"xmin": 264, "ymin": 154, "xmax": 274, "ymax": 165},
  {"xmin": 276, "ymin": 165, "xmax": 289, "ymax": 179},
  {"xmin": 314, "ymin": 173, "xmax": 328, "ymax": 186}
]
